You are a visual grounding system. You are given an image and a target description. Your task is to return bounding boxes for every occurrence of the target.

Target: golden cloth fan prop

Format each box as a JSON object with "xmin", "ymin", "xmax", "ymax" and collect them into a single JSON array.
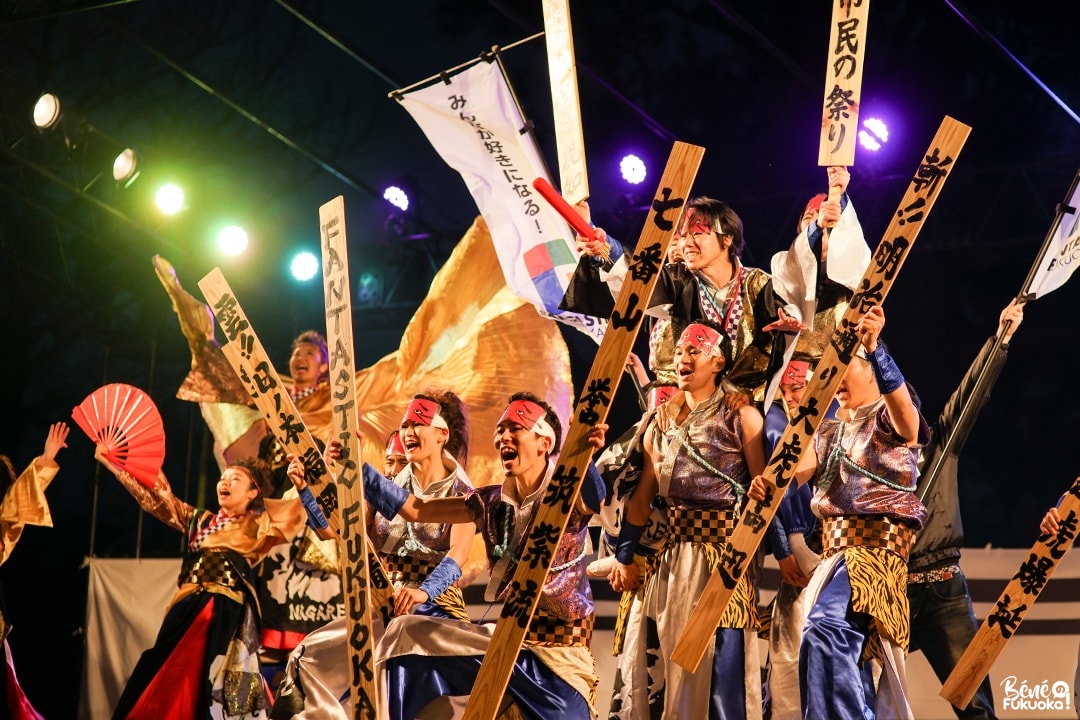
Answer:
[{"xmin": 72, "ymin": 383, "xmax": 166, "ymax": 488}]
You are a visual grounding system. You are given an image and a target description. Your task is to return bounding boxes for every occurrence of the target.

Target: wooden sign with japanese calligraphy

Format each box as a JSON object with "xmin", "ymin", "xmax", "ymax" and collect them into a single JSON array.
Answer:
[
  {"xmin": 200, "ymin": 268, "xmax": 343, "ymax": 530},
  {"xmin": 461, "ymin": 141, "xmax": 704, "ymax": 720},
  {"xmin": 941, "ymin": 476, "xmax": 1080, "ymax": 709},
  {"xmin": 671, "ymin": 115, "xmax": 971, "ymax": 673},
  {"xmin": 319, "ymin": 195, "xmax": 381, "ymax": 720},
  {"xmin": 542, "ymin": 0, "xmax": 588, "ymax": 205},
  {"xmin": 200, "ymin": 268, "xmax": 395, "ymax": 615},
  {"xmin": 819, "ymin": 0, "xmax": 870, "ymax": 166}
]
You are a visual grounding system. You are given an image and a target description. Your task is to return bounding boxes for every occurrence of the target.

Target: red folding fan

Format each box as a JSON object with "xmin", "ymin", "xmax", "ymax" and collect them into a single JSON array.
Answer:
[{"xmin": 72, "ymin": 383, "xmax": 166, "ymax": 488}]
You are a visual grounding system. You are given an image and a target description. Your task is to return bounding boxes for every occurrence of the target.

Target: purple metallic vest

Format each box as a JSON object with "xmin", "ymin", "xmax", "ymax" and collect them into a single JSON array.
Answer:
[
  {"xmin": 468, "ymin": 464, "xmax": 594, "ymax": 622},
  {"xmin": 651, "ymin": 386, "xmax": 749, "ymax": 510},
  {"xmin": 811, "ymin": 397, "xmax": 928, "ymax": 529},
  {"xmin": 373, "ymin": 455, "xmax": 472, "ymax": 562}
]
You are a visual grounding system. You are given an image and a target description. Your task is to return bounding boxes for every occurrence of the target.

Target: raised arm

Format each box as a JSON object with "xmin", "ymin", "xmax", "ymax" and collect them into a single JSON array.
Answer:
[
  {"xmin": 95, "ymin": 445, "xmax": 193, "ymax": 533},
  {"xmin": 857, "ymin": 306, "xmax": 921, "ymax": 445}
]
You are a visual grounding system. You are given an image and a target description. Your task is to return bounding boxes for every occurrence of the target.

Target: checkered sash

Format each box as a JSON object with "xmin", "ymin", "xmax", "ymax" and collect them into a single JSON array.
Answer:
[
  {"xmin": 178, "ymin": 548, "xmax": 248, "ymax": 590},
  {"xmin": 821, "ymin": 515, "xmax": 915, "ymax": 563},
  {"xmin": 667, "ymin": 506, "xmax": 736, "ymax": 545},
  {"xmin": 383, "ymin": 555, "xmax": 438, "ymax": 586},
  {"xmin": 524, "ymin": 610, "xmax": 594, "ymax": 648}
]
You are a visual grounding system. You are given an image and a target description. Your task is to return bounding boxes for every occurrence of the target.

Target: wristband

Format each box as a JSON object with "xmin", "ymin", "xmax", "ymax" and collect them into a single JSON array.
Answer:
[
  {"xmin": 298, "ymin": 484, "xmax": 329, "ymax": 530},
  {"xmin": 866, "ymin": 344, "xmax": 905, "ymax": 395},
  {"xmin": 614, "ymin": 520, "xmax": 646, "ymax": 564},
  {"xmin": 362, "ymin": 462, "xmax": 409, "ymax": 519},
  {"xmin": 419, "ymin": 556, "xmax": 462, "ymax": 600},
  {"xmin": 580, "ymin": 464, "xmax": 607, "ymax": 514}
]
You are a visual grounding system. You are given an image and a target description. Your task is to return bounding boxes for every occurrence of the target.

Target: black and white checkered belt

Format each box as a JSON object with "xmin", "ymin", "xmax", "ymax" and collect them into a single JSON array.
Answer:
[
  {"xmin": 821, "ymin": 515, "xmax": 916, "ymax": 563},
  {"xmin": 907, "ymin": 563, "xmax": 962, "ymax": 585},
  {"xmin": 525, "ymin": 611, "xmax": 594, "ymax": 648},
  {"xmin": 667, "ymin": 506, "xmax": 736, "ymax": 545},
  {"xmin": 178, "ymin": 549, "xmax": 242, "ymax": 589},
  {"xmin": 382, "ymin": 555, "xmax": 438, "ymax": 586}
]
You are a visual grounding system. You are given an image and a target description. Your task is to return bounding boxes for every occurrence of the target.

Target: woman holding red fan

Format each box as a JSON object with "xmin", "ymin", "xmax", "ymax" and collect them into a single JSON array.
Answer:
[{"xmin": 93, "ymin": 445, "xmax": 306, "ymax": 720}]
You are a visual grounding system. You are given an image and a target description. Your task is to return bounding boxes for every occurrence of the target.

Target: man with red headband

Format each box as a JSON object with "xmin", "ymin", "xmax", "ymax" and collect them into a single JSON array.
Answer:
[
  {"xmin": 750, "ymin": 305, "xmax": 927, "ymax": 719},
  {"xmin": 560, "ymin": 197, "xmax": 795, "ymax": 401},
  {"xmin": 293, "ymin": 392, "xmax": 608, "ymax": 719},
  {"xmin": 761, "ymin": 358, "xmax": 832, "ymax": 720},
  {"xmin": 607, "ymin": 321, "xmax": 767, "ymax": 719}
]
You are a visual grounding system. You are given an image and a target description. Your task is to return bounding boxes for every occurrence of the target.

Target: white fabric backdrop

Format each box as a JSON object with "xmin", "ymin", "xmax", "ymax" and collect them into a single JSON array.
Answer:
[{"xmin": 79, "ymin": 557, "xmax": 180, "ymax": 720}]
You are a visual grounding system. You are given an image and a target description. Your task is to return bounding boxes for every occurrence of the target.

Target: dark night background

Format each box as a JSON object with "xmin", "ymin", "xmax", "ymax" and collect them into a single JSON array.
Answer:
[{"xmin": 1, "ymin": 1, "xmax": 1078, "ymax": 716}]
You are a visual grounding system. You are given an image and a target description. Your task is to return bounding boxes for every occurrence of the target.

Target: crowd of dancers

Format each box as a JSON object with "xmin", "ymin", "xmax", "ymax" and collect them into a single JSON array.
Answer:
[{"xmin": 3, "ymin": 165, "xmax": 1076, "ymax": 720}]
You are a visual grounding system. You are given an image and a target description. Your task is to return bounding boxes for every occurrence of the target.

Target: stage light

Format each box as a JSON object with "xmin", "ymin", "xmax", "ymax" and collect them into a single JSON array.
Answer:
[
  {"xmin": 859, "ymin": 117, "xmax": 889, "ymax": 152},
  {"xmin": 383, "ymin": 185, "xmax": 409, "ymax": 212},
  {"xmin": 619, "ymin": 154, "xmax": 647, "ymax": 184},
  {"xmin": 112, "ymin": 148, "xmax": 139, "ymax": 187},
  {"xmin": 33, "ymin": 93, "xmax": 62, "ymax": 130},
  {"xmin": 291, "ymin": 251, "xmax": 319, "ymax": 281},
  {"xmin": 155, "ymin": 184, "xmax": 184, "ymax": 215},
  {"xmin": 218, "ymin": 225, "xmax": 249, "ymax": 256}
]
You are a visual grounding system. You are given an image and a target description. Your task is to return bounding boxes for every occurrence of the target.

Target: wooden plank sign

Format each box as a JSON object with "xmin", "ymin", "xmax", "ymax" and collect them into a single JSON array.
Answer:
[
  {"xmin": 319, "ymin": 195, "xmax": 381, "ymax": 720},
  {"xmin": 200, "ymin": 268, "xmax": 394, "ymax": 714},
  {"xmin": 941, "ymin": 476, "xmax": 1080, "ymax": 709},
  {"xmin": 200, "ymin": 268, "xmax": 343, "ymax": 530},
  {"xmin": 542, "ymin": 0, "xmax": 589, "ymax": 205},
  {"xmin": 461, "ymin": 140, "xmax": 705, "ymax": 720},
  {"xmin": 671, "ymin": 116, "xmax": 971, "ymax": 673},
  {"xmin": 819, "ymin": 0, "xmax": 870, "ymax": 166}
]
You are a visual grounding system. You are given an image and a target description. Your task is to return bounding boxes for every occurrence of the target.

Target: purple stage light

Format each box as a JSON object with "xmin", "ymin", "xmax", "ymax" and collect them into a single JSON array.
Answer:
[
  {"xmin": 619, "ymin": 154, "xmax": 647, "ymax": 184},
  {"xmin": 383, "ymin": 185, "xmax": 409, "ymax": 212},
  {"xmin": 859, "ymin": 117, "xmax": 889, "ymax": 151}
]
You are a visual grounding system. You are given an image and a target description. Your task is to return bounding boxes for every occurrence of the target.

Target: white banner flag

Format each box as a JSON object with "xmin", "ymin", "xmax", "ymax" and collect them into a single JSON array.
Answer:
[
  {"xmin": 1027, "ymin": 170, "xmax": 1080, "ymax": 298},
  {"xmin": 397, "ymin": 60, "xmax": 605, "ymax": 342}
]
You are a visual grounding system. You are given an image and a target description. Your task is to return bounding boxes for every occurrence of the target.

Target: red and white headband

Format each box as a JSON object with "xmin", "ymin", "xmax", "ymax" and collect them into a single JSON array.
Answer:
[
  {"xmin": 402, "ymin": 398, "xmax": 448, "ymax": 430},
  {"xmin": 498, "ymin": 399, "xmax": 556, "ymax": 440},
  {"xmin": 677, "ymin": 323, "xmax": 724, "ymax": 358}
]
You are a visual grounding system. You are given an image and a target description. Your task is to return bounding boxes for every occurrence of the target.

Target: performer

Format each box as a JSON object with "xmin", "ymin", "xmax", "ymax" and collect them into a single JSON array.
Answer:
[
  {"xmin": 607, "ymin": 322, "xmax": 766, "ymax": 720},
  {"xmin": 1, "ymin": 422, "xmax": 69, "ymax": 720},
  {"xmin": 383, "ymin": 430, "xmax": 408, "ymax": 478},
  {"xmin": 295, "ymin": 392, "xmax": 607, "ymax": 719},
  {"xmin": 270, "ymin": 391, "xmax": 474, "ymax": 720},
  {"xmin": 761, "ymin": 360, "xmax": 827, "ymax": 720},
  {"xmin": 95, "ymin": 449, "xmax": 305, "ymax": 720},
  {"xmin": 749, "ymin": 305, "xmax": 928, "ymax": 719},
  {"xmin": 769, "ymin": 166, "xmax": 872, "ymax": 364},
  {"xmin": 909, "ymin": 300, "xmax": 1023, "ymax": 720},
  {"xmin": 587, "ymin": 380, "xmax": 678, "ymax": 579},
  {"xmin": 560, "ymin": 198, "xmax": 797, "ymax": 400}
]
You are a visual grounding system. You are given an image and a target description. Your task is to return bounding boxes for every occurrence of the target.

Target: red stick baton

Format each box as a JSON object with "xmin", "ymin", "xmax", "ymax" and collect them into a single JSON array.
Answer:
[{"xmin": 532, "ymin": 177, "xmax": 609, "ymax": 262}]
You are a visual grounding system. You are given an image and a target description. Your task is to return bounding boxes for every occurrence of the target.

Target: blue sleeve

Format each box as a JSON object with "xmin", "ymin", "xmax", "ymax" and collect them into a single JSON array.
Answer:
[
  {"xmin": 580, "ymin": 463, "xmax": 606, "ymax": 514},
  {"xmin": 764, "ymin": 515, "xmax": 791, "ymax": 560},
  {"xmin": 362, "ymin": 462, "xmax": 408, "ymax": 519},
  {"xmin": 777, "ymin": 482, "xmax": 817, "ymax": 536},
  {"xmin": 867, "ymin": 344, "xmax": 905, "ymax": 395},
  {"xmin": 804, "ymin": 192, "xmax": 848, "ymax": 251},
  {"xmin": 298, "ymin": 484, "xmax": 329, "ymax": 531},
  {"xmin": 764, "ymin": 402, "xmax": 788, "ymax": 458},
  {"xmin": 614, "ymin": 520, "xmax": 645, "ymax": 564},
  {"xmin": 419, "ymin": 557, "xmax": 462, "ymax": 600}
]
